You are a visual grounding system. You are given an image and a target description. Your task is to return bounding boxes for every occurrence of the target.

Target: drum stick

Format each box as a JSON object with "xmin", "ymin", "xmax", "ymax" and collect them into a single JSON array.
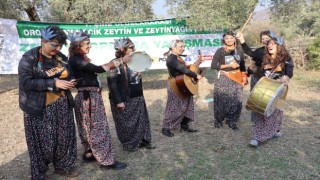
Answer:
[
  {"xmin": 240, "ymin": 12, "xmax": 254, "ymax": 33},
  {"xmin": 267, "ymin": 64, "xmax": 281, "ymax": 79}
]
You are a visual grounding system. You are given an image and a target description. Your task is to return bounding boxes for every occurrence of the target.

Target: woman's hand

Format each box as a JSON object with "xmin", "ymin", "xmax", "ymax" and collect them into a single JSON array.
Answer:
[
  {"xmin": 122, "ymin": 54, "xmax": 132, "ymax": 63},
  {"xmin": 117, "ymin": 102, "xmax": 125, "ymax": 110},
  {"xmin": 280, "ymin": 75, "xmax": 290, "ymax": 85},
  {"xmin": 55, "ymin": 79, "xmax": 74, "ymax": 90},
  {"xmin": 242, "ymin": 77, "xmax": 248, "ymax": 87},
  {"xmin": 248, "ymin": 60, "xmax": 256, "ymax": 71},
  {"xmin": 70, "ymin": 79, "xmax": 78, "ymax": 86},
  {"xmin": 229, "ymin": 63, "xmax": 240, "ymax": 69},
  {"xmin": 236, "ymin": 32, "xmax": 245, "ymax": 44}
]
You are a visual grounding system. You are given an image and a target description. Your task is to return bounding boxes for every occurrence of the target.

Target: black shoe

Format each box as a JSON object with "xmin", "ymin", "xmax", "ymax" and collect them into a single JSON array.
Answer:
[
  {"xmin": 162, "ymin": 128, "xmax": 174, "ymax": 137},
  {"xmin": 124, "ymin": 147, "xmax": 138, "ymax": 152},
  {"xmin": 82, "ymin": 150, "xmax": 96, "ymax": 163},
  {"xmin": 214, "ymin": 122, "xmax": 223, "ymax": 128},
  {"xmin": 100, "ymin": 161, "xmax": 127, "ymax": 170},
  {"xmin": 139, "ymin": 141, "xmax": 156, "ymax": 149},
  {"xmin": 180, "ymin": 124, "xmax": 198, "ymax": 132},
  {"xmin": 54, "ymin": 169, "xmax": 79, "ymax": 177},
  {"xmin": 228, "ymin": 124, "xmax": 239, "ymax": 130}
]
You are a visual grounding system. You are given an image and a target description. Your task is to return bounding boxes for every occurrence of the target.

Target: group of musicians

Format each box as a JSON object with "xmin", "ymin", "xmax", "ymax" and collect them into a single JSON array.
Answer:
[{"xmin": 18, "ymin": 26, "xmax": 294, "ymax": 179}]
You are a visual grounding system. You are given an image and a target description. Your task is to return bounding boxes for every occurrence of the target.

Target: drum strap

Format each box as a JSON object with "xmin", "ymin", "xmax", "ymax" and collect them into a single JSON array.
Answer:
[{"xmin": 123, "ymin": 64, "xmax": 129, "ymax": 88}]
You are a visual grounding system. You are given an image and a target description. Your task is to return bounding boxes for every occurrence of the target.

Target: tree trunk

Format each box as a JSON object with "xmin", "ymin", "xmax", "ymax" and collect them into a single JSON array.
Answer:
[{"xmin": 24, "ymin": 4, "xmax": 41, "ymax": 21}]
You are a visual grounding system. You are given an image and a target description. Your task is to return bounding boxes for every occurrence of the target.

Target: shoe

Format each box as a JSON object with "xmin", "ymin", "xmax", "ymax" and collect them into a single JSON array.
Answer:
[
  {"xmin": 272, "ymin": 132, "xmax": 282, "ymax": 138},
  {"xmin": 214, "ymin": 122, "xmax": 223, "ymax": 128},
  {"xmin": 228, "ymin": 124, "xmax": 239, "ymax": 131},
  {"xmin": 162, "ymin": 128, "xmax": 174, "ymax": 137},
  {"xmin": 124, "ymin": 147, "xmax": 138, "ymax": 152},
  {"xmin": 101, "ymin": 161, "xmax": 127, "ymax": 170},
  {"xmin": 249, "ymin": 139, "xmax": 259, "ymax": 147},
  {"xmin": 54, "ymin": 169, "xmax": 79, "ymax": 177},
  {"xmin": 139, "ymin": 141, "xmax": 156, "ymax": 149},
  {"xmin": 314, "ymin": 134, "xmax": 320, "ymax": 139},
  {"xmin": 180, "ymin": 124, "xmax": 198, "ymax": 133},
  {"xmin": 82, "ymin": 150, "xmax": 96, "ymax": 163}
]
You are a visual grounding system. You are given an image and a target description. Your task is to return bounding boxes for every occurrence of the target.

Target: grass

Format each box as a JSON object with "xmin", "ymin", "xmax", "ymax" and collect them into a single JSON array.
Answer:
[{"xmin": 0, "ymin": 70, "xmax": 320, "ymax": 179}]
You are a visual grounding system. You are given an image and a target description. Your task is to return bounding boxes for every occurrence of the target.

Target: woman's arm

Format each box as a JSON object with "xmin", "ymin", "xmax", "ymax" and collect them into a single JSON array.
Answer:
[
  {"xmin": 107, "ymin": 69, "xmax": 123, "ymax": 105},
  {"xmin": 167, "ymin": 56, "xmax": 197, "ymax": 78},
  {"xmin": 18, "ymin": 57, "xmax": 56, "ymax": 91}
]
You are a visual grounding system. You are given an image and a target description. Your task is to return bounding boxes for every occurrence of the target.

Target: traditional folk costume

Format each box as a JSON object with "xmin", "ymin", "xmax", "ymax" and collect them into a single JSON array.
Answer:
[
  {"xmin": 67, "ymin": 30, "xmax": 126, "ymax": 168},
  {"xmin": 250, "ymin": 36, "xmax": 294, "ymax": 146},
  {"xmin": 107, "ymin": 64, "xmax": 152, "ymax": 151},
  {"xmin": 211, "ymin": 47, "xmax": 246, "ymax": 130},
  {"xmin": 107, "ymin": 38, "xmax": 153, "ymax": 151},
  {"xmin": 69, "ymin": 54, "xmax": 116, "ymax": 165},
  {"xmin": 240, "ymin": 30, "xmax": 273, "ymax": 124},
  {"xmin": 162, "ymin": 54, "xmax": 198, "ymax": 137},
  {"xmin": 18, "ymin": 27, "xmax": 76, "ymax": 180}
]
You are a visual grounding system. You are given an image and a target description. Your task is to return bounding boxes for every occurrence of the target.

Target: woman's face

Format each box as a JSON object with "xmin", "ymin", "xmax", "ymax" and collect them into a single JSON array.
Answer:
[
  {"xmin": 261, "ymin": 35, "xmax": 271, "ymax": 45},
  {"xmin": 267, "ymin": 40, "xmax": 278, "ymax": 55},
  {"xmin": 172, "ymin": 41, "xmax": 185, "ymax": 55},
  {"xmin": 42, "ymin": 39, "xmax": 63, "ymax": 56},
  {"xmin": 125, "ymin": 44, "xmax": 135, "ymax": 55},
  {"xmin": 223, "ymin": 35, "xmax": 236, "ymax": 47},
  {"xmin": 79, "ymin": 38, "xmax": 91, "ymax": 54}
]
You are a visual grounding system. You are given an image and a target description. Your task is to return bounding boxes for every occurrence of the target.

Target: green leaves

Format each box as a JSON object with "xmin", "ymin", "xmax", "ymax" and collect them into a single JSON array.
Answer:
[
  {"xmin": 166, "ymin": 0, "xmax": 258, "ymax": 31},
  {"xmin": 45, "ymin": 0, "xmax": 155, "ymax": 23},
  {"xmin": 270, "ymin": 0, "xmax": 320, "ymax": 38}
]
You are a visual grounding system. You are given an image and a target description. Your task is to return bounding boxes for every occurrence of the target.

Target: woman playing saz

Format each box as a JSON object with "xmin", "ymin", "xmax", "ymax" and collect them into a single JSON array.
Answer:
[{"xmin": 162, "ymin": 39, "xmax": 202, "ymax": 137}]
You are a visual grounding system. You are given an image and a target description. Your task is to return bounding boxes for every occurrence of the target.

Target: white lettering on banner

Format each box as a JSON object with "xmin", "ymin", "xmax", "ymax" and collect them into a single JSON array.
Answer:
[
  {"xmin": 23, "ymin": 29, "xmax": 41, "ymax": 36},
  {"xmin": 145, "ymin": 27, "xmax": 188, "ymax": 34},
  {"xmin": 87, "ymin": 29, "xmax": 102, "ymax": 35},
  {"xmin": 134, "ymin": 28, "xmax": 143, "ymax": 34},
  {"xmin": 104, "ymin": 28, "xmax": 132, "ymax": 35},
  {"xmin": 92, "ymin": 20, "xmax": 172, "ymax": 28}
]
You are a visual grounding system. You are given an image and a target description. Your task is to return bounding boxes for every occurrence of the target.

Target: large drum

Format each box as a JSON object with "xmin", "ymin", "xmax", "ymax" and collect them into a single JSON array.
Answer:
[
  {"xmin": 127, "ymin": 51, "xmax": 153, "ymax": 72},
  {"xmin": 246, "ymin": 77, "xmax": 288, "ymax": 117}
]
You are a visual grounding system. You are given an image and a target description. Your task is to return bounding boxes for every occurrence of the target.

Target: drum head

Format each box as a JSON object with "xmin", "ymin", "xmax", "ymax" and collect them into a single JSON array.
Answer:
[
  {"xmin": 127, "ymin": 51, "xmax": 153, "ymax": 72},
  {"xmin": 265, "ymin": 83, "xmax": 287, "ymax": 117}
]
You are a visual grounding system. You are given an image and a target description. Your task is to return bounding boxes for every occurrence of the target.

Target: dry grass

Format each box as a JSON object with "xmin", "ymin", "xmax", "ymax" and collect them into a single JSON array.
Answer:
[{"xmin": 0, "ymin": 70, "xmax": 320, "ymax": 179}]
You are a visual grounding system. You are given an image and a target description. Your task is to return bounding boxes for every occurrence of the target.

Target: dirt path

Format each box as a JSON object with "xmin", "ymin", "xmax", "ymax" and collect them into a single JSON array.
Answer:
[{"xmin": 0, "ymin": 72, "xmax": 320, "ymax": 179}]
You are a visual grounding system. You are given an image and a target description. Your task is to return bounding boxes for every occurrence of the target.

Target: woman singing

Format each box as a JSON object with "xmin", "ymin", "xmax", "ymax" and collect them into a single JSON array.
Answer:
[
  {"xmin": 68, "ymin": 30, "xmax": 127, "ymax": 170},
  {"xmin": 249, "ymin": 35, "xmax": 294, "ymax": 147},
  {"xmin": 211, "ymin": 31, "xmax": 247, "ymax": 130}
]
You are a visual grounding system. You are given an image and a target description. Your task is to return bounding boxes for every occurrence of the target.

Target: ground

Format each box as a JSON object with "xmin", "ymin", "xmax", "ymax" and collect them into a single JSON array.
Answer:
[{"xmin": 0, "ymin": 70, "xmax": 320, "ymax": 179}]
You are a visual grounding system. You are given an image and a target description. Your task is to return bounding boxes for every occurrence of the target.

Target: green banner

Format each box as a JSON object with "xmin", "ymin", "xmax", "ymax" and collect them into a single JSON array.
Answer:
[{"xmin": 16, "ymin": 19, "xmax": 224, "ymax": 38}]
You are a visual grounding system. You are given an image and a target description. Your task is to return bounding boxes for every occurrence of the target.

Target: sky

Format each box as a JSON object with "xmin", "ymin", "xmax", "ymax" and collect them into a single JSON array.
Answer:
[
  {"xmin": 152, "ymin": 0, "xmax": 270, "ymax": 18},
  {"xmin": 152, "ymin": 0, "xmax": 169, "ymax": 18}
]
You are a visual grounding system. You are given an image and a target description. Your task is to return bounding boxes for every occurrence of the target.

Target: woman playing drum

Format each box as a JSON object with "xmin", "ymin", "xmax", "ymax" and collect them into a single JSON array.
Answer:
[
  {"xmin": 68, "ymin": 30, "xmax": 127, "ymax": 170},
  {"xmin": 161, "ymin": 39, "xmax": 202, "ymax": 137},
  {"xmin": 249, "ymin": 35, "xmax": 294, "ymax": 147},
  {"xmin": 107, "ymin": 38, "xmax": 155, "ymax": 152},
  {"xmin": 211, "ymin": 31, "xmax": 247, "ymax": 130}
]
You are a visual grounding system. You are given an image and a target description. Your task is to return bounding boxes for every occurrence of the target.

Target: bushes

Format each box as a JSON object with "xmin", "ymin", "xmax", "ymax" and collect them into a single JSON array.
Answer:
[{"xmin": 307, "ymin": 36, "xmax": 320, "ymax": 70}]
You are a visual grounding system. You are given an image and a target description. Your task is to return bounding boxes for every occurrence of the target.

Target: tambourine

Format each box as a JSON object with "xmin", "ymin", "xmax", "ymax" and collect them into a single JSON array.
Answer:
[{"xmin": 127, "ymin": 51, "xmax": 153, "ymax": 72}]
